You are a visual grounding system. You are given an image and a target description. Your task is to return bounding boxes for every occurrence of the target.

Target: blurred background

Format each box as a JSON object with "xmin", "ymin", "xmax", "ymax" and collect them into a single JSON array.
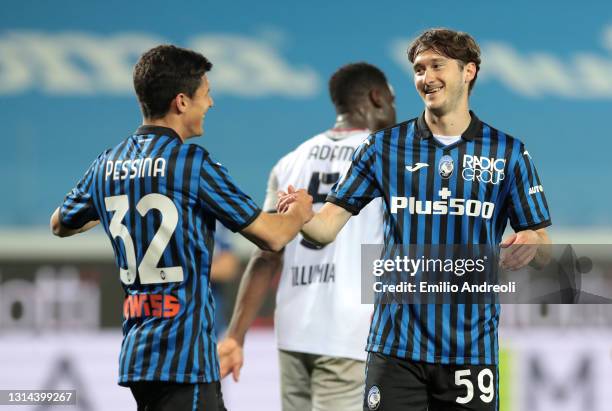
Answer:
[{"xmin": 1, "ymin": 0, "xmax": 611, "ymax": 409}]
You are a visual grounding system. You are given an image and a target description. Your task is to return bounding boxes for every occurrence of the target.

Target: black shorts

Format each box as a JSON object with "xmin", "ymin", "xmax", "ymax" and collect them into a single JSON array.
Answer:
[
  {"xmin": 127, "ymin": 381, "xmax": 227, "ymax": 411},
  {"xmin": 364, "ymin": 352, "xmax": 498, "ymax": 411}
]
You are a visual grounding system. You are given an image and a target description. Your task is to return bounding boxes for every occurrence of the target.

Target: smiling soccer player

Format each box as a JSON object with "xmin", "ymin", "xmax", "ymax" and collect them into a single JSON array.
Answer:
[
  {"xmin": 50, "ymin": 44, "xmax": 313, "ymax": 411},
  {"xmin": 279, "ymin": 28, "xmax": 552, "ymax": 411}
]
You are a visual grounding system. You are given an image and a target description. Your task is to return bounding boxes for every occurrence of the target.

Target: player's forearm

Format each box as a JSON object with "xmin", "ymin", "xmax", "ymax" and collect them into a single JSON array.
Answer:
[
  {"xmin": 300, "ymin": 213, "xmax": 338, "ymax": 246},
  {"xmin": 269, "ymin": 210, "xmax": 310, "ymax": 250},
  {"xmin": 242, "ymin": 210, "xmax": 307, "ymax": 252},
  {"xmin": 226, "ymin": 249, "xmax": 283, "ymax": 346},
  {"xmin": 300, "ymin": 203, "xmax": 351, "ymax": 246}
]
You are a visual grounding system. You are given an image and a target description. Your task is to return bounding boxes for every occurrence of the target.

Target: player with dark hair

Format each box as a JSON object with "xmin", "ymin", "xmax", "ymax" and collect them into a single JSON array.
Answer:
[
  {"xmin": 50, "ymin": 44, "xmax": 313, "ymax": 411},
  {"xmin": 218, "ymin": 62, "xmax": 396, "ymax": 410},
  {"xmin": 278, "ymin": 29, "xmax": 551, "ymax": 410}
]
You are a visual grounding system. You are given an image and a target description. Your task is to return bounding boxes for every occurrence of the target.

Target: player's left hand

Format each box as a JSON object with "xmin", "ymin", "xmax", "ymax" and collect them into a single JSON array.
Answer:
[
  {"xmin": 499, "ymin": 230, "xmax": 540, "ymax": 271},
  {"xmin": 217, "ymin": 337, "xmax": 244, "ymax": 382}
]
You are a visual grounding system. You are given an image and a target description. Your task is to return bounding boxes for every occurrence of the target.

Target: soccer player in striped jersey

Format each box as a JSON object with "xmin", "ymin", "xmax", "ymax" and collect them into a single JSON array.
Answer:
[
  {"xmin": 278, "ymin": 29, "xmax": 551, "ymax": 411},
  {"xmin": 218, "ymin": 63, "xmax": 396, "ymax": 411},
  {"xmin": 50, "ymin": 45, "xmax": 313, "ymax": 411}
]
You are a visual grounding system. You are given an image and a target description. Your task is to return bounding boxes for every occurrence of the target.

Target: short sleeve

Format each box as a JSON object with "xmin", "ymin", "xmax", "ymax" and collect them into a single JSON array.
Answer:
[
  {"xmin": 325, "ymin": 134, "xmax": 381, "ymax": 215},
  {"xmin": 262, "ymin": 164, "xmax": 280, "ymax": 213},
  {"xmin": 507, "ymin": 143, "xmax": 552, "ymax": 231},
  {"xmin": 59, "ymin": 157, "xmax": 101, "ymax": 229},
  {"xmin": 199, "ymin": 154, "xmax": 261, "ymax": 232}
]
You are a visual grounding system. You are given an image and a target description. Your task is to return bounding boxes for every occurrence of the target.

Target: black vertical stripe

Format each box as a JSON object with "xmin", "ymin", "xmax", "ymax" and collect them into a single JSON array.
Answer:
[
  {"xmin": 496, "ymin": 136, "xmax": 517, "ymax": 239},
  {"xmin": 153, "ymin": 145, "xmax": 183, "ymax": 379},
  {"xmin": 469, "ymin": 135, "xmax": 486, "ymax": 363},
  {"xmin": 394, "ymin": 125, "xmax": 406, "ymax": 245},
  {"xmin": 434, "ymin": 145, "xmax": 451, "ymax": 360},
  {"xmin": 182, "ymin": 148, "xmax": 201, "ymax": 379},
  {"xmin": 423, "ymin": 144, "xmax": 436, "ymax": 245},
  {"xmin": 92, "ymin": 151, "xmax": 111, "ymax": 230},
  {"xmin": 482, "ymin": 131, "xmax": 500, "ymax": 364},
  {"xmin": 389, "ymin": 124, "xmax": 407, "ymax": 358},
  {"xmin": 160, "ymin": 145, "xmax": 185, "ymax": 375},
  {"xmin": 513, "ymin": 165, "xmax": 535, "ymax": 225},
  {"xmin": 521, "ymin": 151, "xmax": 545, "ymax": 221},
  {"xmin": 108, "ymin": 141, "xmax": 130, "ymax": 269},
  {"xmin": 407, "ymin": 131, "xmax": 423, "ymax": 360},
  {"xmin": 420, "ymin": 141, "xmax": 436, "ymax": 361},
  {"xmin": 480, "ymin": 129, "xmax": 499, "ymax": 244},
  {"xmin": 449, "ymin": 142, "xmax": 467, "ymax": 362}
]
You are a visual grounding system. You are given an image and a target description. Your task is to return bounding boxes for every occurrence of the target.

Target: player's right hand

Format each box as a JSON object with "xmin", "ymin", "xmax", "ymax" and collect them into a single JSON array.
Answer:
[{"xmin": 218, "ymin": 337, "xmax": 244, "ymax": 382}]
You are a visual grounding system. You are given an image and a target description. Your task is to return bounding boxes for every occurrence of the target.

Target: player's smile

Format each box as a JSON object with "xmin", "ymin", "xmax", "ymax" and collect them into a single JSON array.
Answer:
[{"xmin": 424, "ymin": 85, "xmax": 444, "ymax": 97}]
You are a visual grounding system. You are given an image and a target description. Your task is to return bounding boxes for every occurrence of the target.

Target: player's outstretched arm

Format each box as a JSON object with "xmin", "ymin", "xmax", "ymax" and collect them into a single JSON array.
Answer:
[
  {"xmin": 277, "ymin": 187, "xmax": 352, "ymax": 246},
  {"xmin": 499, "ymin": 228, "xmax": 551, "ymax": 270},
  {"xmin": 218, "ymin": 248, "xmax": 283, "ymax": 382},
  {"xmin": 241, "ymin": 189, "xmax": 313, "ymax": 252},
  {"xmin": 300, "ymin": 202, "xmax": 352, "ymax": 246},
  {"xmin": 50, "ymin": 207, "xmax": 100, "ymax": 238}
]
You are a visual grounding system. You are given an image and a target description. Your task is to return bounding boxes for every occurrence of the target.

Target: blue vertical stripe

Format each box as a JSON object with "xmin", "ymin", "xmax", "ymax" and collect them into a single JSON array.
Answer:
[
  {"xmin": 470, "ymin": 303, "xmax": 479, "ymax": 364},
  {"xmin": 397, "ymin": 124, "xmax": 413, "ymax": 358}
]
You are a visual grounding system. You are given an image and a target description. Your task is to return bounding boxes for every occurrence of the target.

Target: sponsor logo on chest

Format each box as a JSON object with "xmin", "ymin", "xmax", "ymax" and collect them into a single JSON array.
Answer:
[{"xmin": 461, "ymin": 154, "xmax": 506, "ymax": 185}]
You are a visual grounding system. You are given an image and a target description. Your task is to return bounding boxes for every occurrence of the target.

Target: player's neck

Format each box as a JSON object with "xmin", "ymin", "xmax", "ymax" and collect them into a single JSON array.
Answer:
[
  {"xmin": 142, "ymin": 117, "xmax": 188, "ymax": 142},
  {"xmin": 333, "ymin": 113, "xmax": 369, "ymax": 131},
  {"xmin": 424, "ymin": 107, "xmax": 471, "ymax": 137}
]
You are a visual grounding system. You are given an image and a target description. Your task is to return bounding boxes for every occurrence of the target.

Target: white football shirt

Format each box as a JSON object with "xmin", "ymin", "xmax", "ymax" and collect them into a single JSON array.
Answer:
[{"xmin": 263, "ymin": 128, "xmax": 383, "ymax": 361}]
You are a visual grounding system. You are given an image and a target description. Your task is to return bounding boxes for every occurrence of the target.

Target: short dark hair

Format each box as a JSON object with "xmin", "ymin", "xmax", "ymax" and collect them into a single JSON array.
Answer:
[
  {"xmin": 328, "ymin": 62, "xmax": 389, "ymax": 112},
  {"xmin": 133, "ymin": 45, "xmax": 213, "ymax": 119},
  {"xmin": 407, "ymin": 28, "xmax": 481, "ymax": 93}
]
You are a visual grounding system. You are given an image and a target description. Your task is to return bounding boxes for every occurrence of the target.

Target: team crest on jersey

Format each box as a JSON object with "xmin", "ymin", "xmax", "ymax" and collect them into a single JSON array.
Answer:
[
  {"xmin": 438, "ymin": 155, "xmax": 454, "ymax": 179},
  {"xmin": 367, "ymin": 385, "xmax": 381, "ymax": 410}
]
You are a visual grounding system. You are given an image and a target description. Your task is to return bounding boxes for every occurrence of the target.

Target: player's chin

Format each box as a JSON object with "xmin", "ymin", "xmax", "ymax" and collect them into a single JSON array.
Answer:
[{"xmin": 425, "ymin": 100, "xmax": 444, "ymax": 113}]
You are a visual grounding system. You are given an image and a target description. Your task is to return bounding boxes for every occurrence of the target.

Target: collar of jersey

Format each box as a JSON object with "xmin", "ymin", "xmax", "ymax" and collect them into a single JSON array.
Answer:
[
  {"xmin": 415, "ymin": 110, "xmax": 481, "ymax": 142},
  {"xmin": 134, "ymin": 125, "xmax": 182, "ymax": 141}
]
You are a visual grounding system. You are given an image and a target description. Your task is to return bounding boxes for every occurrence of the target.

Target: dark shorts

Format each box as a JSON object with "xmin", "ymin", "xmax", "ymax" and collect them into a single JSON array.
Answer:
[
  {"xmin": 364, "ymin": 352, "xmax": 498, "ymax": 411},
  {"xmin": 128, "ymin": 381, "xmax": 227, "ymax": 411}
]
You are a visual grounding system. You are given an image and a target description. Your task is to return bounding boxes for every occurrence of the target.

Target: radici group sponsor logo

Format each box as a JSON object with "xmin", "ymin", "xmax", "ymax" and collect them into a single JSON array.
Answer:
[{"xmin": 462, "ymin": 155, "xmax": 506, "ymax": 185}]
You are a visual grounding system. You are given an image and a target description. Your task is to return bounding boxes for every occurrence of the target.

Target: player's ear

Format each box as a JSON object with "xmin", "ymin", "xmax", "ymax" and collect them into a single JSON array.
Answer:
[
  {"xmin": 369, "ymin": 88, "xmax": 384, "ymax": 108},
  {"xmin": 175, "ymin": 93, "xmax": 189, "ymax": 114},
  {"xmin": 464, "ymin": 62, "xmax": 477, "ymax": 85}
]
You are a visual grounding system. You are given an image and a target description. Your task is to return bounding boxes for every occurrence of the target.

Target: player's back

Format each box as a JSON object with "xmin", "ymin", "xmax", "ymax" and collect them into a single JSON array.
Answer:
[
  {"xmin": 63, "ymin": 125, "xmax": 261, "ymax": 385},
  {"xmin": 269, "ymin": 128, "xmax": 382, "ymax": 360}
]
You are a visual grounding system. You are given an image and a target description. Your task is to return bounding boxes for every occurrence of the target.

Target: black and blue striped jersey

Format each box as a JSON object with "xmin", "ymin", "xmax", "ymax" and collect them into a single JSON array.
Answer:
[
  {"xmin": 59, "ymin": 125, "xmax": 261, "ymax": 384},
  {"xmin": 327, "ymin": 112, "xmax": 551, "ymax": 365}
]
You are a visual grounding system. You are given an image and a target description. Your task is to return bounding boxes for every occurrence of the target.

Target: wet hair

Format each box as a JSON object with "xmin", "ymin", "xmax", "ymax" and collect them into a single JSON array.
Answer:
[
  {"xmin": 328, "ymin": 62, "xmax": 389, "ymax": 112},
  {"xmin": 133, "ymin": 45, "xmax": 212, "ymax": 119},
  {"xmin": 408, "ymin": 28, "xmax": 481, "ymax": 92}
]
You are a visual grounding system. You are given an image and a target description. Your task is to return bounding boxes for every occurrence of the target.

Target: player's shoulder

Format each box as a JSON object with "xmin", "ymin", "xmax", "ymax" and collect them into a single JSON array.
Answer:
[
  {"xmin": 172, "ymin": 142, "xmax": 212, "ymax": 165},
  {"xmin": 479, "ymin": 120, "xmax": 525, "ymax": 147},
  {"xmin": 477, "ymin": 120, "xmax": 533, "ymax": 168},
  {"xmin": 366, "ymin": 118, "xmax": 417, "ymax": 146}
]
